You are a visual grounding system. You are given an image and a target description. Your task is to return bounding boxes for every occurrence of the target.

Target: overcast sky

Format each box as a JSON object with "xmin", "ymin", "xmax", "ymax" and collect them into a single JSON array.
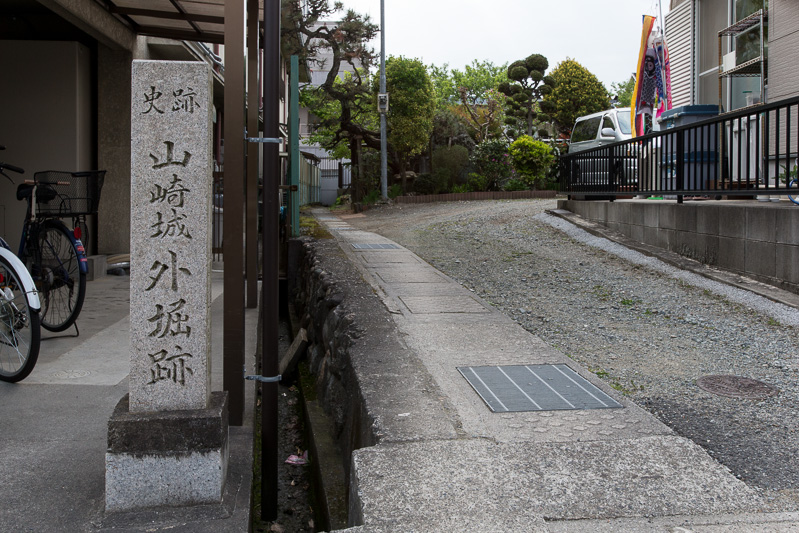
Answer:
[{"xmin": 333, "ymin": 0, "xmax": 670, "ymax": 90}]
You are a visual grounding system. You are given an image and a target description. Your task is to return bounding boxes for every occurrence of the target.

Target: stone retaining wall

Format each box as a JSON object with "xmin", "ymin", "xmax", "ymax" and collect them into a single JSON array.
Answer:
[
  {"xmin": 288, "ymin": 238, "xmax": 377, "ymax": 470},
  {"xmin": 288, "ymin": 238, "xmax": 456, "ymax": 487}
]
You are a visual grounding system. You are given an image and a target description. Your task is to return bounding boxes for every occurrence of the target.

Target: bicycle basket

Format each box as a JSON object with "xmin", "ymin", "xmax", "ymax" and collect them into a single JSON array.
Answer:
[{"xmin": 32, "ymin": 170, "xmax": 105, "ymax": 216}]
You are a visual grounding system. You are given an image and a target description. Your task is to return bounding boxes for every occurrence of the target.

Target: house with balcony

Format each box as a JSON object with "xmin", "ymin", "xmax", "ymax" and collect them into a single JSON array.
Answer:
[{"xmin": 558, "ymin": 0, "xmax": 799, "ymax": 295}]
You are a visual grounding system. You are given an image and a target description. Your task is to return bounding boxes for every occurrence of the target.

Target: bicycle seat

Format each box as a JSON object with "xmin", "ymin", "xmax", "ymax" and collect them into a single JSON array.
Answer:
[
  {"xmin": 16, "ymin": 183, "xmax": 33, "ymax": 201},
  {"xmin": 16, "ymin": 183, "xmax": 58, "ymax": 203}
]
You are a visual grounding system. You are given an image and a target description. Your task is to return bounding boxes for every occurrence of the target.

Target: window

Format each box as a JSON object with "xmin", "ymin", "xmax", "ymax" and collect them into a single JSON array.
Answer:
[
  {"xmin": 571, "ymin": 117, "xmax": 601, "ymax": 143},
  {"xmin": 698, "ymin": 0, "xmax": 728, "ymax": 104},
  {"xmin": 616, "ymin": 113, "xmax": 632, "ymax": 135},
  {"xmin": 602, "ymin": 116, "xmax": 615, "ymax": 131},
  {"xmin": 734, "ymin": 0, "xmax": 767, "ymax": 69}
]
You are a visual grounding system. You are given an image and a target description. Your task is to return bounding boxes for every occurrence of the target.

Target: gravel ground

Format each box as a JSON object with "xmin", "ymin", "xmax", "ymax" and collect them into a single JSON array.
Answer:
[{"xmin": 342, "ymin": 199, "xmax": 799, "ymax": 512}]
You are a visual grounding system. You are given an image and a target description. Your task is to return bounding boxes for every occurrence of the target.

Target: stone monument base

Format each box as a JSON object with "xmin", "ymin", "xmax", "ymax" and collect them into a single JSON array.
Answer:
[{"xmin": 105, "ymin": 392, "xmax": 229, "ymax": 512}]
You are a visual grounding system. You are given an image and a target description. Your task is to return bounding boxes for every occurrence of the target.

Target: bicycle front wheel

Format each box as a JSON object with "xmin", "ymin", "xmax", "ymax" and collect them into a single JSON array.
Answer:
[
  {"xmin": 789, "ymin": 179, "xmax": 799, "ymax": 206},
  {"xmin": 0, "ymin": 256, "xmax": 41, "ymax": 382},
  {"xmin": 34, "ymin": 223, "xmax": 86, "ymax": 332}
]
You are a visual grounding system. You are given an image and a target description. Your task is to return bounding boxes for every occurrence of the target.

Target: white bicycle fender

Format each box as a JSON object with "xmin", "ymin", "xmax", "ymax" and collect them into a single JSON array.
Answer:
[{"xmin": 0, "ymin": 249, "xmax": 41, "ymax": 311}]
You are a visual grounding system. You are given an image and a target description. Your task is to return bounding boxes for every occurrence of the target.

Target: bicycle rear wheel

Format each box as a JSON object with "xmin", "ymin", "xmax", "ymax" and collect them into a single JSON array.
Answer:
[
  {"xmin": 0, "ymin": 256, "xmax": 41, "ymax": 382},
  {"xmin": 788, "ymin": 179, "xmax": 799, "ymax": 205},
  {"xmin": 34, "ymin": 222, "xmax": 86, "ymax": 332}
]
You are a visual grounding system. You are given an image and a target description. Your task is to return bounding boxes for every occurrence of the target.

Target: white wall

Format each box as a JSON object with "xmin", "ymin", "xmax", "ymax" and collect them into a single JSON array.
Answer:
[
  {"xmin": 769, "ymin": 0, "xmax": 799, "ymax": 102},
  {"xmin": 0, "ymin": 40, "xmax": 92, "ymax": 245}
]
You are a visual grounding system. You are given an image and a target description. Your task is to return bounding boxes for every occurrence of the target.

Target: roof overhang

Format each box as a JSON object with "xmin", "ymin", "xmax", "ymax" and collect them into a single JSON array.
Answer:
[
  {"xmin": 95, "ymin": 0, "xmax": 310, "ymax": 81},
  {"xmin": 95, "ymin": 0, "xmax": 264, "ymax": 45}
]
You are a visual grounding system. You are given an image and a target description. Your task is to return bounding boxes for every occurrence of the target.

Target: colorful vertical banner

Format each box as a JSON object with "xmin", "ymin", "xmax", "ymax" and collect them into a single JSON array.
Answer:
[{"xmin": 631, "ymin": 15, "xmax": 671, "ymax": 137}]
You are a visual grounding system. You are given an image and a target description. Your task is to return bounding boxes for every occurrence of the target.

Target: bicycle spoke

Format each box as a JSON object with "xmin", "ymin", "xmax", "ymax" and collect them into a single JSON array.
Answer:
[
  {"xmin": 0, "ymin": 256, "xmax": 40, "ymax": 381},
  {"xmin": 33, "ymin": 224, "xmax": 86, "ymax": 332}
]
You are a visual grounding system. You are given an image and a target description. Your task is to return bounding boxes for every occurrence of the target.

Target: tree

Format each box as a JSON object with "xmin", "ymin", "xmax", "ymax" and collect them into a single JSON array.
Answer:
[
  {"xmin": 610, "ymin": 76, "xmax": 635, "ymax": 108},
  {"xmin": 429, "ymin": 60, "xmax": 507, "ymax": 142},
  {"xmin": 299, "ymin": 73, "xmax": 377, "ymax": 160},
  {"xmin": 429, "ymin": 60, "xmax": 506, "ymax": 108},
  {"xmin": 383, "ymin": 56, "xmax": 436, "ymax": 191},
  {"xmin": 282, "ymin": 0, "xmax": 380, "ymax": 201},
  {"xmin": 429, "ymin": 63, "xmax": 457, "ymax": 108},
  {"xmin": 544, "ymin": 58, "xmax": 611, "ymax": 135},
  {"xmin": 497, "ymin": 54, "xmax": 557, "ymax": 138},
  {"xmin": 432, "ymin": 107, "xmax": 473, "ymax": 150}
]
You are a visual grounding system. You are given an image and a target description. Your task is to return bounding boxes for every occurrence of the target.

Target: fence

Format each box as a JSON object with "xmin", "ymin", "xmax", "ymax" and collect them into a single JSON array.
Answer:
[
  {"xmin": 299, "ymin": 155, "xmax": 321, "ymax": 205},
  {"xmin": 395, "ymin": 190, "xmax": 557, "ymax": 204},
  {"xmin": 559, "ymin": 95, "xmax": 799, "ymax": 201},
  {"xmin": 318, "ymin": 157, "xmax": 351, "ymax": 206}
]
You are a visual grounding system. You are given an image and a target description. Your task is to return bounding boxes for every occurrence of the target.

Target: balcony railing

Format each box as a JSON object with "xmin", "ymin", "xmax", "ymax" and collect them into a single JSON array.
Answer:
[{"xmin": 559, "ymin": 95, "xmax": 799, "ymax": 202}]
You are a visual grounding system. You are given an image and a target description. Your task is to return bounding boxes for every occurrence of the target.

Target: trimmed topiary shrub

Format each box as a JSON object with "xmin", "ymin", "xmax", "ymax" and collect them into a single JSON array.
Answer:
[{"xmin": 509, "ymin": 135, "xmax": 555, "ymax": 189}]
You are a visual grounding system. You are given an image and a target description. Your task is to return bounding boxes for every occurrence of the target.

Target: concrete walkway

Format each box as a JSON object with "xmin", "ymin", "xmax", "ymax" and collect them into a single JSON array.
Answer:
[
  {"xmin": 0, "ymin": 271, "xmax": 258, "ymax": 532},
  {"xmin": 312, "ymin": 209, "xmax": 799, "ymax": 532}
]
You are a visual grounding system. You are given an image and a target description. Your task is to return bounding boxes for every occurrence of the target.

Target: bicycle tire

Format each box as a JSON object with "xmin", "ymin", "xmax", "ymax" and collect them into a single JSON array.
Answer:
[
  {"xmin": 33, "ymin": 222, "xmax": 86, "ymax": 332},
  {"xmin": 789, "ymin": 179, "xmax": 799, "ymax": 206},
  {"xmin": 0, "ymin": 256, "xmax": 41, "ymax": 382}
]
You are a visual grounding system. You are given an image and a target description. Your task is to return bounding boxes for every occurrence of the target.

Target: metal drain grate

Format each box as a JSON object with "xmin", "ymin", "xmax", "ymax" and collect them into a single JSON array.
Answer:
[
  {"xmin": 351, "ymin": 243, "xmax": 400, "ymax": 249},
  {"xmin": 458, "ymin": 364, "xmax": 623, "ymax": 412}
]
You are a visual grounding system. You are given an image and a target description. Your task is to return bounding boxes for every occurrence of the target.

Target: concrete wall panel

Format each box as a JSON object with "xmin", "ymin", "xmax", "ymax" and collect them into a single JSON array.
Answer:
[
  {"xmin": 717, "ymin": 236, "xmax": 746, "ymax": 273},
  {"xmin": 746, "ymin": 208, "xmax": 776, "ymax": 243},
  {"xmin": 745, "ymin": 240, "xmax": 776, "ymax": 279}
]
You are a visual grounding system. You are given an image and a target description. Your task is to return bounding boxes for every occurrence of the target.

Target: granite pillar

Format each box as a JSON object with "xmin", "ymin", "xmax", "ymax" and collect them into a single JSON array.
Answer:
[{"xmin": 106, "ymin": 60, "xmax": 228, "ymax": 512}]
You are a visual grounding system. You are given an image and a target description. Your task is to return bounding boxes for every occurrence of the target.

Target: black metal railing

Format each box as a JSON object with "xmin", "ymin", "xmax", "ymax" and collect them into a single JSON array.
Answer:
[{"xmin": 559, "ymin": 95, "xmax": 799, "ymax": 202}]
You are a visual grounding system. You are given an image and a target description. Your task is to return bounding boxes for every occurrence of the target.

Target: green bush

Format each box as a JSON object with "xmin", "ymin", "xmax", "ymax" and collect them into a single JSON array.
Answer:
[
  {"xmin": 388, "ymin": 183, "xmax": 403, "ymax": 199},
  {"xmin": 432, "ymin": 145, "xmax": 470, "ymax": 189},
  {"xmin": 467, "ymin": 173, "xmax": 490, "ymax": 192},
  {"xmin": 503, "ymin": 178, "xmax": 529, "ymax": 191},
  {"xmin": 469, "ymin": 138, "xmax": 512, "ymax": 191},
  {"xmin": 362, "ymin": 189, "xmax": 381, "ymax": 205},
  {"xmin": 509, "ymin": 135, "xmax": 555, "ymax": 189},
  {"xmin": 451, "ymin": 184, "xmax": 470, "ymax": 193},
  {"xmin": 413, "ymin": 173, "xmax": 447, "ymax": 195}
]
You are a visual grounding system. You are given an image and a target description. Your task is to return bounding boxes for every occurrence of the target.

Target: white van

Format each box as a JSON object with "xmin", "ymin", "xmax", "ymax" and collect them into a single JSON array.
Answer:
[{"xmin": 569, "ymin": 107, "xmax": 632, "ymax": 153}]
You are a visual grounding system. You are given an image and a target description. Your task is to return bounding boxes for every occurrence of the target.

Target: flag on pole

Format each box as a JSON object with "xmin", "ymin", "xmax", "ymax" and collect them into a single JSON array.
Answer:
[{"xmin": 631, "ymin": 15, "xmax": 671, "ymax": 137}]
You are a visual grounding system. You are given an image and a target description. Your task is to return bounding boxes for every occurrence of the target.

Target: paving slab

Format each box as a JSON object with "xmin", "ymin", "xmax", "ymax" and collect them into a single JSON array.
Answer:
[
  {"xmin": 351, "ymin": 437, "xmax": 760, "ymax": 524},
  {"xmin": 0, "ymin": 271, "xmax": 257, "ymax": 532}
]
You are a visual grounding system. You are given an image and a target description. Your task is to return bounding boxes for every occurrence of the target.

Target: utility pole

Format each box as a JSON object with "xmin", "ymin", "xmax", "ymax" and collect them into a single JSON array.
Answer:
[{"xmin": 379, "ymin": 0, "xmax": 388, "ymax": 200}]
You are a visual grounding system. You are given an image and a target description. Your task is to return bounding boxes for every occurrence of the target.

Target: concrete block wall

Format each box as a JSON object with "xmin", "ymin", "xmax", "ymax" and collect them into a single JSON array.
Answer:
[{"xmin": 559, "ymin": 199, "xmax": 799, "ymax": 294}]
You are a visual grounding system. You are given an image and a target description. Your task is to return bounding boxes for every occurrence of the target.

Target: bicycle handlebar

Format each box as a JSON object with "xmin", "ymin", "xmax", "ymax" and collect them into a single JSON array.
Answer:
[{"xmin": 1, "ymin": 162, "xmax": 24, "ymax": 174}]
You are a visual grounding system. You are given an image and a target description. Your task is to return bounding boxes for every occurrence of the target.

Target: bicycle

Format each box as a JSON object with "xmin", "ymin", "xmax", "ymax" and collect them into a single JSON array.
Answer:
[
  {"xmin": 2, "ymin": 157, "xmax": 104, "ymax": 334},
  {"xmin": 783, "ymin": 165, "xmax": 799, "ymax": 206},
  {"xmin": 789, "ymin": 180, "xmax": 799, "ymax": 206},
  {"xmin": 0, "ymin": 158, "xmax": 41, "ymax": 382}
]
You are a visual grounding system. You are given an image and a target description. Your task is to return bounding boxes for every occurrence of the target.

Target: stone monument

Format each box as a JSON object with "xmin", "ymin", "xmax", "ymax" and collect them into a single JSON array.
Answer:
[{"xmin": 105, "ymin": 60, "xmax": 228, "ymax": 512}]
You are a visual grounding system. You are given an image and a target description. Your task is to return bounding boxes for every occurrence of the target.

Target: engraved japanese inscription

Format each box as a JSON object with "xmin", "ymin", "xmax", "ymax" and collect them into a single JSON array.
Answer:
[{"xmin": 129, "ymin": 61, "xmax": 212, "ymax": 412}]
